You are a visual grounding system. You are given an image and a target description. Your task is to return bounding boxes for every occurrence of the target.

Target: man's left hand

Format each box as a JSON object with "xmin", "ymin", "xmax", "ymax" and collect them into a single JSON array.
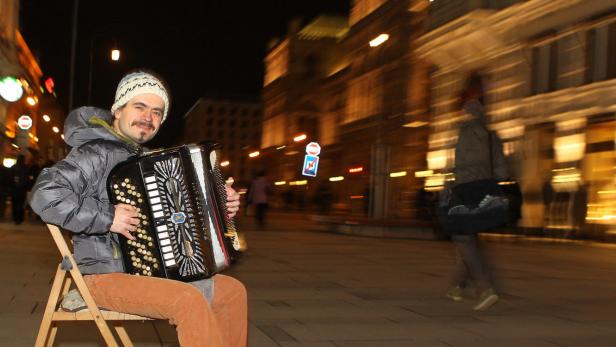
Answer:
[{"xmin": 225, "ymin": 186, "xmax": 240, "ymax": 218}]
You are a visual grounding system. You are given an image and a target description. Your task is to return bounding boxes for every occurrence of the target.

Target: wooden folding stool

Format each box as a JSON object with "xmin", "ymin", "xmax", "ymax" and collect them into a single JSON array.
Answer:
[{"xmin": 35, "ymin": 224, "xmax": 155, "ymax": 347}]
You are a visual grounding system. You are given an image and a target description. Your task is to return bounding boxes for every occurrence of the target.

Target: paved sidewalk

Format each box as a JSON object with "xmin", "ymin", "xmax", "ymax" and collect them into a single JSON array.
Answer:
[{"xmin": 1, "ymin": 217, "xmax": 616, "ymax": 346}]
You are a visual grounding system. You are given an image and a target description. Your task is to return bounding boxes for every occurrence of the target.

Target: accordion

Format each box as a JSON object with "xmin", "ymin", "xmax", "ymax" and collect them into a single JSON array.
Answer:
[{"xmin": 107, "ymin": 142, "xmax": 242, "ymax": 282}]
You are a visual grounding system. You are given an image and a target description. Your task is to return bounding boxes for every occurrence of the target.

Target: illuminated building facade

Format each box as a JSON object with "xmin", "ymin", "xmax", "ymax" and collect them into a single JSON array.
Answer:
[
  {"xmin": 0, "ymin": 0, "xmax": 66, "ymax": 167},
  {"xmin": 416, "ymin": 0, "xmax": 616, "ymax": 234},
  {"xmin": 261, "ymin": 1, "xmax": 431, "ymax": 218},
  {"xmin": 183, "ymin": 98, "xmax": 262, "ymax": 186}
]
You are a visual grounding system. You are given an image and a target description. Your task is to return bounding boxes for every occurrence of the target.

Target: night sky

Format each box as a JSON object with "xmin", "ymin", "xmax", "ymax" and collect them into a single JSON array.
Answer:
[{"xmin": 19, "ymin": 0, "xmax": 349, "ymax": 146}]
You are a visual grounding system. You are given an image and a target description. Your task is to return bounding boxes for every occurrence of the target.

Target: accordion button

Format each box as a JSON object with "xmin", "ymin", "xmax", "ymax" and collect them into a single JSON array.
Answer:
[
  {"xmin": 148, "ymin": 242, "xmax": 153, "ymax": 247},
  {"xmin": 153, "ymin": 264, "xmax": 159, "ymax": 269},
  {"xmin": 113, "ymin": 184, "xmax": 118, "ymax": 189},
  {"xmin": 124, "ymin": 178, "xmax": 129, "ymax": 183}
]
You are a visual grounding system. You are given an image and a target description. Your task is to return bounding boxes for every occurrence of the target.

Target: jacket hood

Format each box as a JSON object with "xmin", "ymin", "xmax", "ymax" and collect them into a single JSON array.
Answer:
[{"xmin": 63, "ymin": 106, "xmax": 141, "ymax": 153}]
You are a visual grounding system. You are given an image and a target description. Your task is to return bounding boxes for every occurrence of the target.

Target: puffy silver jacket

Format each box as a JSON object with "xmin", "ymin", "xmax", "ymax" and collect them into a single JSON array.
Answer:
[
  {"xmin": 454, "ymin": 100, "xmax": 508, "ymax": 185},
  {"xmin": 30, "ymin": 107, "xmax": 139, "ymax": 274}
]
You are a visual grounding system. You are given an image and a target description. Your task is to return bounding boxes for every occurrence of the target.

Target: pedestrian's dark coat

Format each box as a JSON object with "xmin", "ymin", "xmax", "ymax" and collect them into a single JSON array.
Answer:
[{"xmin": 454, "ymin": 99, "xmax": 508, "ymax": 185}]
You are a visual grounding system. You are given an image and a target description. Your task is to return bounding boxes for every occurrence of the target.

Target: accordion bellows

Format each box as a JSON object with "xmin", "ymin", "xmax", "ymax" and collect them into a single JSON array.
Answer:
[{"xmin": 107, "ymin": 142, "xmax": 241, "ymax": 282}]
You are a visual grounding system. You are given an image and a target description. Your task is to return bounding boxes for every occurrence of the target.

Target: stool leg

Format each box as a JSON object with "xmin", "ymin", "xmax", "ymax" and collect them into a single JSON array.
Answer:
[
  {"xmin": 45, "ymin": 325, "xmax": 58, "ymax": 347},
  {"xmin": 35, "ymin": 266, "xmax": 65, "ymax": 347},
  {"xmin": 114, "ymin": 323, "xmax": 134, "ymax": 347}
]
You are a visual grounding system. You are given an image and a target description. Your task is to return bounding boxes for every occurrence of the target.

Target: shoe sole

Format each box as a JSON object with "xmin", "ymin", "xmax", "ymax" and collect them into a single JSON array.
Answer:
[{"xmin": 473, "ymin": 294, "xmax": 498, "ymax": 311}]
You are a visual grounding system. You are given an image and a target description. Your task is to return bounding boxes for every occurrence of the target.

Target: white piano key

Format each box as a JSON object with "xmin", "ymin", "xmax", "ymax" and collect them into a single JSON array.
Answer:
[
  {"xmin": 153, "ymin": 211, "xmax": 164, "ymax": 218},
  {"xmin": 144, "ymin": 176, "xmax": 156, "ymax": 183},
  {"xmin": 160, "ymin": 239, "xmax": 171, "ymax": 246},
  {"xmin": 148, "ymin": 190, "xmax": 160, "ymax": 197},
  {"xmin": 165, "ymin": 259, "xmax": 176, "ymax": 266},
  {"xmin": 146, "ymin": 183, "xmax": 157, "ymax": 190},
  {"xmin": 161, "ymin": 246, "xmax": 173, "ymax": 253},
  {"xmin": 152, "ymin": 204, "xmax": 163, "ymax": 211},
  {"xmin": 157, "ymin": 225, "xmax": 168, "ymax": 232},
  {"xmin": 163, "ymin": 252, "xmax": 174, "ymax": 260},
  {"xmin": 149, "ymin": 197, "xmax": 161, "ymax": 204}
]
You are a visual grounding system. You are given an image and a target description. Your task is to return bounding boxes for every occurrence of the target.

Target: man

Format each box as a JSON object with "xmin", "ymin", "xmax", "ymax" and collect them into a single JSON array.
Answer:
[
  {"xmin": 247, "ymin": 170, "xmax": 270, "ymax": 229},
  {"xmin": 445, "ymin": 72, "xmax": 506, "ymax": 311},
  {"xmin": 30, "ymin": 71, "xmax": 247, "ymax": 346}
]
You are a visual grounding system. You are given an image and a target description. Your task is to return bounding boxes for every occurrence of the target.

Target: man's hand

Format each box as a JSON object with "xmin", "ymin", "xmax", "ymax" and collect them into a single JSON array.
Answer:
[
  {"xmin": 110, "ymin": 204, "xmax": 139, "ymax": 240},
  {"xmin": 225, "ymin": 186, "xmax": 240, "ymax": 218}
]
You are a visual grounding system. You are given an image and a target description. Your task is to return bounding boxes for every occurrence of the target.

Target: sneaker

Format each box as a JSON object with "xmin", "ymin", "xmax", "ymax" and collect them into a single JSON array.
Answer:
[
  {"xmin": 473, "ymin": 288, "xmax": 499, "ymax": 311},
  {"xmin": 445, "ymin": 286, "xmax": 464, "ymax": 301},
  {"xmin": 448, "ymin": 205, "xmax": 470, "ymax": 215}
]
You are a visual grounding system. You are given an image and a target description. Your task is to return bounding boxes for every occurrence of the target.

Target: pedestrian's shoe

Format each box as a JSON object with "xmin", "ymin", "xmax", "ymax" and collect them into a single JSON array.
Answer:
[
  {"xmin": 473, "ymin": 288, "xmax": 499, "ymax": 311},
  {"xmin": 445, "ymin": 285, "xmax": 464, "ymax": 301}
]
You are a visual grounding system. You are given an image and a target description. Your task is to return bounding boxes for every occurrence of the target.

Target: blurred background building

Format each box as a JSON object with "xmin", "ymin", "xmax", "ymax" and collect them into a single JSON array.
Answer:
[
  {"xmin": 416, "ymin": 0, "xmax": 616, "ymax": 236},
  {"xmin": 260, "ymin": 0, "xmax": 431, "ymax": 219},
  {"xmin": 257, "ymin": 0, "xmax": 616, "ymax": 239},
  {"xmin": 0, "ymin": 0, "xmax": 66, "ymax": 168},
  {"xmin": 183, "ymin": 97, "xmax": 262, "ymax": 187}
]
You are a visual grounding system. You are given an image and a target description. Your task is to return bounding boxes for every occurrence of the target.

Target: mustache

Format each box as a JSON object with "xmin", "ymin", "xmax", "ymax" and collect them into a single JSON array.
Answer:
[{"xmin": 131, "ymin": 120, "xmax": 155, "ymax": 130}]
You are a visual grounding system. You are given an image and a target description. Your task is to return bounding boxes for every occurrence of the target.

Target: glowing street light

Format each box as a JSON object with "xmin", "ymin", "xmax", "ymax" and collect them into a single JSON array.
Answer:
[
  {"xmin": 52, "ymin": 126, "xmax": 60, "ymax": 133},
  {"xmin": 220, "ymin": 160, "xmax": 230, "ymax": 167},
  {"xmin": 293, "ymin": 134, "xmax": 307, "ymax": 142},
  {"xmin": 111, "ymin": 49, "xmax": 121, "ymax": 61},
  {"xmin": 369, "ymin": 33, "xmax": 389, "ymax": 47},
  {"xmin": 389, "ymin": 171, "xmax": 407, "ymax": 178},
  {"xmin": 248, "ymin": 151, "xmax": 260, "ymax": 158},
  {"xmin": 348, "ymin": 166, "xmax": 364, "ymax": 174},
  {"xmin": 329, "ymin": 176, "xmax": 344, "ymax": 182},
  {"xmin": 26, "ymin": 96, "xmax": 38, "ymax": 106},
  {"xmin": 42, "ymin": 114, "xmax": 51, "ymax": 122},
  {"xmin": 0, "ymin": 76, "xmax": 23, "ymax": 102}
]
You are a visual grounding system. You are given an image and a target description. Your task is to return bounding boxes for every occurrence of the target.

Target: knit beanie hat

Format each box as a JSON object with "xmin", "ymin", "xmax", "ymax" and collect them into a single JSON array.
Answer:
[{"xmin": 110, "ymin": 71, "xmax": 170, "ymax": 122}]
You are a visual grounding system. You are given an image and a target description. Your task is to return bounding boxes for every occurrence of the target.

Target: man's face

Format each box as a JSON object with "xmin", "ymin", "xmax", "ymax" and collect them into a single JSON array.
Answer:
[{"xmin": 113, "ymin": 93, "xmax": 164, "ymax": 144}]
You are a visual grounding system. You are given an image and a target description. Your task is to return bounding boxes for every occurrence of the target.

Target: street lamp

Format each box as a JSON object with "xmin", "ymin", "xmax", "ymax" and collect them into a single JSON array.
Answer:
[{"xmin": 111, "ymin": 49, "xmax": 120, "ymax": 61}]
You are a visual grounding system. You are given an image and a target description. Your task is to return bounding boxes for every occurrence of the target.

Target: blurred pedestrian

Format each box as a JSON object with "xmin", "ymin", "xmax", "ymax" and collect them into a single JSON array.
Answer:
[
  {"xmin": 9, "ymin": 155, "xmax": 29, "ymax": 225},
  {"xmin": 315, "ymin": 182, "xmax": 333, "ymax": 214},
  {"xmin": 445, "ymin": 72, "xmax": 507, "ymax": 311},
  {"xmin": 248, "ymin": 170, "xmax": 271, "ymax": 229},
  {"xmin": 0, "ymin": 164, "xmax": 10, "ymax": 219}
]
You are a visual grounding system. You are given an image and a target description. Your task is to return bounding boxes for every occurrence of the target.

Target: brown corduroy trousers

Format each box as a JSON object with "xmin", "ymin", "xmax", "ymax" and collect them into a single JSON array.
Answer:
[{"xmin": 84, "ymin": 273, "xmax": 247, "ymax": 347}]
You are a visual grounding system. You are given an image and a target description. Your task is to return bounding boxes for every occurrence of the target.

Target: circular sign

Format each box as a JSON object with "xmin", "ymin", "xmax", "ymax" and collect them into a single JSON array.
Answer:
[
  {"xmin": 0, "ymin": 76, "xmax": 23, "ymax": 102},
  {"xmin": 305, "ymin": 142, "xmax": 321, "ymax": 156},
  {"xmin": 17, "ymin": 115, "xmax": 33, "ymax": 130}
]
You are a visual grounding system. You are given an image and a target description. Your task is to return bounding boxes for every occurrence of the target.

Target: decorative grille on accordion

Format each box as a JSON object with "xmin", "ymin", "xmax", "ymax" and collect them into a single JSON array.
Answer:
[{"xmin": 107, "ymin": 143, "xmax": 242, "ymax": 282}]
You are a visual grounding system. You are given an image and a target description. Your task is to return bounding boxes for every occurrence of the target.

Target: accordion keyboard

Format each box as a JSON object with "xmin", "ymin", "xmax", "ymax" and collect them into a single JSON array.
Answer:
[{"xmin": 111, "ymin": 177, "xmax": 166, "ymax": 277}]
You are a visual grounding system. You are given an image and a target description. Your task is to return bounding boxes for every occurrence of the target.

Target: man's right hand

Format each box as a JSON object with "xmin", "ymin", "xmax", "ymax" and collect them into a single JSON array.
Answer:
[{"xmin": 110, "ymin": 204, "xmax": 139, "ymax": 240}]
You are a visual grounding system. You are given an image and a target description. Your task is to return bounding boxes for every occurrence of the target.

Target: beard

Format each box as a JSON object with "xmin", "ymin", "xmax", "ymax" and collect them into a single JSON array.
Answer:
[{"xmin": 130, "ymin": 120, "xmax": 156, "ymax": 143}]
